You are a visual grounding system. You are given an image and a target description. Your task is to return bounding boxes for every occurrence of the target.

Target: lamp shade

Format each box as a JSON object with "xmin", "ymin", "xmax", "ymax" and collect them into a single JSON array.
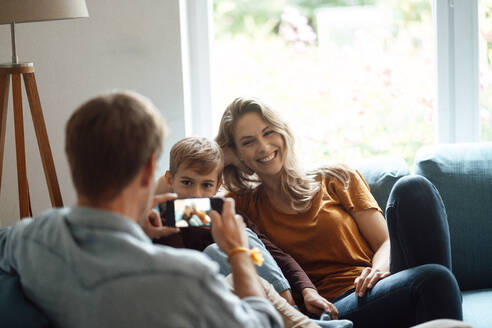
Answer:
[{"xmin": 0, "ymin": 0, "xmax": 89, "ymax": 24}]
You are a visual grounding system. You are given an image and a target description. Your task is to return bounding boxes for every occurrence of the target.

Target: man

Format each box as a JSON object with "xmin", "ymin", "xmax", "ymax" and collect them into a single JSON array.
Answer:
[{"xmin": 0, "ymin": 91, "xmax": 282, "ymax": 328}]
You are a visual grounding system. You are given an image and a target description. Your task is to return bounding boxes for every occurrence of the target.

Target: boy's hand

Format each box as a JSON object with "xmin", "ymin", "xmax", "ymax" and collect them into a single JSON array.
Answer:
[
  {"xmin": 222, "ymin": 147, "xmax": 255, "ymax": 176},
  {"xmin": 302, "ymin": 288, "xmax": 339, "ymax": 319},
  {"xmin": 209, "ymin": 198, "xmax": 248, "ymax": 253},
  {"xmin": 140, "ymin": 193, "xmax": 180, "ymax": 239}
]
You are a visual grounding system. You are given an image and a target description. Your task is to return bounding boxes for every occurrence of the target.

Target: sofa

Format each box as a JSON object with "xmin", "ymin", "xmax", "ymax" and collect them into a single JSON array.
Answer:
[
  {"xmin": 354, "ymin": 142, "xmax": 492, "ymax": 328},
  {"xmin": 1, "ymin": 142, "xmax": 490, "ymax": 327}
]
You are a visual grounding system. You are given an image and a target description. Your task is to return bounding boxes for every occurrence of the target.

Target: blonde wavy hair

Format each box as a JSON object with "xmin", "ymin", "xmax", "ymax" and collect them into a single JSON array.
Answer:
[{"xmin": 216, "ymin": 97, "xmax": 351, "ymax": 212}]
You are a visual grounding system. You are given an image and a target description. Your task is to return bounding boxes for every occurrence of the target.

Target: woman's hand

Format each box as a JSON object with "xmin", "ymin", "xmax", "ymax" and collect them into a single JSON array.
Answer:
[
  {"xmin": 140, "ymin": 193, "xmax": 180, "ymax": 240},
  {"xmin": 222, "ymin": 146, "xmax": 254, "ymax": 175},
  {"xmin": 354, "ymin": 267, "xmax": 390, "ymax": 297},
  {"xmin": 302, "ymin": 288, "xmax": 339, "ymax": 319}
]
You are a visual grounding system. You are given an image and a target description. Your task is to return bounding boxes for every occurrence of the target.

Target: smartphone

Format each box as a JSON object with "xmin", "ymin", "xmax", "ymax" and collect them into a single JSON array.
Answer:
[{"xmin": 158, "ymin": 197, "xmax": 224, "ymax": 228}]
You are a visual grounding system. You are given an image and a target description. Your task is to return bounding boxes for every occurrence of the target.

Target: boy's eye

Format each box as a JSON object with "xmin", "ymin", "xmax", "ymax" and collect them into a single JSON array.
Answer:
[
  {"xmin": 181, "ymin": 180, "xmax": 192, "ymax": 186},
  {"xmin": 203, "ymin": 183, "xmax": 214, "ymax": 189}
]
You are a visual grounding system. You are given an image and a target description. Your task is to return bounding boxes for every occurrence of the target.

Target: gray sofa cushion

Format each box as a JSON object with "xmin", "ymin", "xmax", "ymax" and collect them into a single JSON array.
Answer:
[
  {"xmin": 0, "ymin": 271, "xmax": 50, "ymax": 327},
  {"xmin": 462, "ymin": 289, "xmax": 492, "ymax": 328},
  {"xmin": 414, "ymin": 143, "xmax": 492, "ymax": 291},
  {"xmin": 351, "ymin": 156, "xmax": 410, "ymax": 216}
]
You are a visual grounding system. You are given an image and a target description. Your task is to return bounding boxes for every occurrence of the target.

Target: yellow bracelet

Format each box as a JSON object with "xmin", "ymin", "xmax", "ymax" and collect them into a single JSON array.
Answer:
[{"xmin": 227, "ymin": 247, "xmax": 264, "ymax": 266}]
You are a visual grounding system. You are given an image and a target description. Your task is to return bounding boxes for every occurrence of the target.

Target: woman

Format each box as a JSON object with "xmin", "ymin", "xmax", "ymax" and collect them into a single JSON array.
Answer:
[{"xmin": 216, "ymin": 97, "xmax": 462, "ymax": 328}]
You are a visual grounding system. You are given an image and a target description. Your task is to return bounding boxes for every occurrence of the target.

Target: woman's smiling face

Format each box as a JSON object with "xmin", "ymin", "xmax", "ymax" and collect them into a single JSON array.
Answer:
[{"xmin": 233, "ymin": 112, "xmax": 286, "ymax": 179}]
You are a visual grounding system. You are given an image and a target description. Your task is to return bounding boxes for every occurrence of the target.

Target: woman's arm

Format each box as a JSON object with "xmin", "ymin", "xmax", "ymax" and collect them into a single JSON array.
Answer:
[{"xmin": 351, "ymin": 208, "xmax": 391, "ymax": 297}]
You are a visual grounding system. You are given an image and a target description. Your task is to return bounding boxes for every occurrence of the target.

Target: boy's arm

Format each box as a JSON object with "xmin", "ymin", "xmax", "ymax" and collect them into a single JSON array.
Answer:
[
  {"xmin": 237, "ymin": 211, "xmax": 316, "ymax": 295},
  {"xmin": 239, "ymin": 211, "xmax": 336, "ymax": 315}
]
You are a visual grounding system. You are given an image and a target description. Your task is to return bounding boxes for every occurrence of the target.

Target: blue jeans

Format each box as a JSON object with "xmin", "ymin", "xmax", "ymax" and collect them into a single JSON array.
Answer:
[
  {"xmin": 333, "ymin": 176, "xmax": 463, "ymax": 327},
  {"xmin": 203, "ymin": 228, "xmax": 290, "ymax": 293}
]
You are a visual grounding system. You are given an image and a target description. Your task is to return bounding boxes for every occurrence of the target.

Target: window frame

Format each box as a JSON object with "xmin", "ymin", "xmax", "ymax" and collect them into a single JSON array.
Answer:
[{"xmin": 184, "ymin": 0, "xmax": 481, "ymax": 143}]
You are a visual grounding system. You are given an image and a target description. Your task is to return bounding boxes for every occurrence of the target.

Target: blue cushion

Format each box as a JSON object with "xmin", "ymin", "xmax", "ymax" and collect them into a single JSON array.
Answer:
[
  {"xmin": 414, "ymin": 143, "xmax": 492, "ymax": 291},
  {"xmin": 0, "ymin": 272, "xmax": 50, "ymax": 327},
  {"xmin": 351, "ymin": 157, "xmax": 410, "ymax": 216},
  {"xmin": 462, "ymin": 289, "xmax": 492, "ymax": 328}
]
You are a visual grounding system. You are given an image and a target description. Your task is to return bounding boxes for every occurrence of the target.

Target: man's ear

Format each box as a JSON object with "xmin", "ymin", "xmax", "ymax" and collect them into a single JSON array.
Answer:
[{"xmin": 141, "ymin": 153, "xmax": 158, "ymax": 187}]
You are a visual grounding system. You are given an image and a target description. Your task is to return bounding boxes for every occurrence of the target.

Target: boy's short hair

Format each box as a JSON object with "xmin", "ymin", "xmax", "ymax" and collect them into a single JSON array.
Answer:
[
  {"xmin": 169, "ymin": 137, "xmax": 224, "ymax": 179},
  {"xmin": 65, "ymin": 91, "xmax": 166, "ymax": 202}
]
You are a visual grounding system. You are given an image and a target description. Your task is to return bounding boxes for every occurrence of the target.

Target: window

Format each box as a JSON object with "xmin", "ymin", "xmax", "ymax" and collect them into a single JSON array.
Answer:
[
  {"xmin": 480, "ymin": 0, "xmax": 492, "ymax": 140},
  {"xmin": 212, "ymin": 0, "xmax": 435, "ymax": 166}
]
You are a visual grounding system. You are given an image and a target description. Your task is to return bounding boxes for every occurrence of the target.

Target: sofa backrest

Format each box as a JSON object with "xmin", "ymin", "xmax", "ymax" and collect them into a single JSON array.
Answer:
[
  {"xmin": 352, "ymin": 156, "xmax": 410, "ymax": 216},
  {"xmin": 414, "ymin": 143, "xmax": 492, "ymax": 291}
]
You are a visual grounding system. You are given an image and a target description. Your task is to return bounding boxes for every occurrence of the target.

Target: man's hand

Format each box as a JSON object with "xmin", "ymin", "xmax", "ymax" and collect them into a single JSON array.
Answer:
[
  {"xmin": 354, "ymin": 267, "xmax": 390, "ymax": 297},
  {"xmin": 210, "ymin": 198, "xmax": 266, "ymax": 299},
  {"xmin": 140, "ymin": 193, "xmax": 180, "ymax": 240},
  {"xmin": 302, "ymin": 288, "xmax": 339, "ymax": 319},
  {"xmin": 209, "ymin": 198, "xmax": 248, "ymax": 254}
]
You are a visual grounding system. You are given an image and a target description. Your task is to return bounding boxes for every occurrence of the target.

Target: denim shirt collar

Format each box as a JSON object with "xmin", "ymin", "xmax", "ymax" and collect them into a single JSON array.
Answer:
[{"xmin": 65, "ymin": 206, "xmax": 151, "ymax": 244}]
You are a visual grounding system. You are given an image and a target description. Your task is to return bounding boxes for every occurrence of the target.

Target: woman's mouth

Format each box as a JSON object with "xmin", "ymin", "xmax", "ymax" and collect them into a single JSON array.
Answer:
[{"xmin": 257, "ymin": 151, "xmax": 277, "ymax": 163}]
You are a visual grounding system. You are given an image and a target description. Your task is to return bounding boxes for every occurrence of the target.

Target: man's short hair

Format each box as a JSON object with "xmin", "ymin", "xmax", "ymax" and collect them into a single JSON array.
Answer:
[
  {"xmin": 65, "ymin": 91, "xmax": 166, "ymax": 202},
  {"xmin": 169, "ymin": 137, "xmax": 223, "ymax": 179}
]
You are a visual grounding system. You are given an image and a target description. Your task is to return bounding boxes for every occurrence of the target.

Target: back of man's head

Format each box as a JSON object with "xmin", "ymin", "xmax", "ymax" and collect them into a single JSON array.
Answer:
[
  {"xmin": 169, "ymin": 137, "xmax": 224, "ymax": 179},
  {"xmin": 65, "ymin": 91, "xmax": 166, "ymax": 203}
]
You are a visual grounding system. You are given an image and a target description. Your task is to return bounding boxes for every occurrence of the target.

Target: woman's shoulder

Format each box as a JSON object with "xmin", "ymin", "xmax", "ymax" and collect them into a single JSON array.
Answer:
[
  {"xmin": 224, "ymin": 187, "xmax": 262, "ymax": 210},
  {"xmin": 314, "ymin": 162, "xmax": 357, "ymax": 184},
  {"xmin": 315, "ymin": 162, "xmax": 374, "ymax": 196}
]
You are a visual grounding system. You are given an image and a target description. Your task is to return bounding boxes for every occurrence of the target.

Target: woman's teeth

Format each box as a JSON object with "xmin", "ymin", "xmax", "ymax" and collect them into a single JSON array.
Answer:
[{"xmin": 258, "ymin": 152, "xmax": 276, "ymax": 162}]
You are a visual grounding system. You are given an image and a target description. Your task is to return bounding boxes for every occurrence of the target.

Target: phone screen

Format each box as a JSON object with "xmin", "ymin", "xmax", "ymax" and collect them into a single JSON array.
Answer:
[
  {"xmin": 173, "ymin": 198, "xmax": 212, "ymax": 227},
  {"xmin": 159, "ymin": 197, "xmax": 223, "ymax": 227}
]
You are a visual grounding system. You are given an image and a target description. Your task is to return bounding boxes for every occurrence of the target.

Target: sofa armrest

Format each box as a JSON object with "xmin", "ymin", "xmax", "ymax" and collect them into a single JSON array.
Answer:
[{"xmin": 414, "ymin": 143, "xmax": 492, "ymax": 291}]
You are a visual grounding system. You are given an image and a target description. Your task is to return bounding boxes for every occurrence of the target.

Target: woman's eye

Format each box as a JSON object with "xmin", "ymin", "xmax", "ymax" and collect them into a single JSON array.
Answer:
[
  {"xmin": 264, "ymin": 130, "xmax": 274, "ymax": 136},
  {"xmin": 242, "ymin": 140, "xmax": 253, "ymax": 146}
]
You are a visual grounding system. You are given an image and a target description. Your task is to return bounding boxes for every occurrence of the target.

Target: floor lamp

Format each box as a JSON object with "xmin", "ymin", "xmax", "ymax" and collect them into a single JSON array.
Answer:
[{"xmin": 0, "ymin": 0, "xmax": 89, "ymax": 219}]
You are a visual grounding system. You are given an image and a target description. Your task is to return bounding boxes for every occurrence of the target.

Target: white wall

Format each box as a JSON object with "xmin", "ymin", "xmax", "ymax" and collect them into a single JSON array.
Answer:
[{"xmin": 0, "ymin": 0, "xmax": 188, "ymax": 226}]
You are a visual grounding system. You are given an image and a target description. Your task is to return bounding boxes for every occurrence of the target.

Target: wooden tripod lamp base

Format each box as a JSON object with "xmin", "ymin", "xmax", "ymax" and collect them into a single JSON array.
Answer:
[{"xmin": 0, "ymin": 62, "xmax": 63, "ymax": 219}]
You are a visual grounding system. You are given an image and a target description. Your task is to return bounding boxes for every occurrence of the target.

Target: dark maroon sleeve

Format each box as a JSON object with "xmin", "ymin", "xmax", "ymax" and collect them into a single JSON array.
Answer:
[
  {"xmin": 238, "ymin": 210, "xmax": 316, "ymax": 296},
  {"xmin": 153, "ymin": 226, "xmax": 214, "ymax": 252}
]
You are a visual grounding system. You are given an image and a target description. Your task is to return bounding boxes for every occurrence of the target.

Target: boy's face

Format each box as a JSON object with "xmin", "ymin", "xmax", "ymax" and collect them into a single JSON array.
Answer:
[{"xmin": 167, "ymin": 165, "xmax": 222, "ymax": 198}]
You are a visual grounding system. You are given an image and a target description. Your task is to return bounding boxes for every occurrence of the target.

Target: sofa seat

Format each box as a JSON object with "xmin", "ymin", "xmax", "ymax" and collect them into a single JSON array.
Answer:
[{"xmin": 462, "ymin": 289, "xmax": 492, "ymax": 328}]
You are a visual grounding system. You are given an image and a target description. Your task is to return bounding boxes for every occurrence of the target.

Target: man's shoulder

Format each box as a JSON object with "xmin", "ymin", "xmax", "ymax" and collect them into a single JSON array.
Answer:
[
  {"xmin": 16, "ymin": 207, "xmax": 221, "ymax": 287},
  {"xmin": 11, "ymin": 208, "xmax": 69, "ymax": 240},
  {"xmin": 147, "ymin": 244, "xmax": 220, "ymax": 278}
]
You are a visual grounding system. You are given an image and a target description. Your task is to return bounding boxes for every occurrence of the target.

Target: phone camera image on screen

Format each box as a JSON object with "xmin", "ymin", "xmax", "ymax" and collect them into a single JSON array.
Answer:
[
  {"xmin": 159, "ymin": 197, "xmax": 223, "ymax": 227},
  {"xmin": 174, "ymin": 198, "xmax": 212, "ymax": 228}
]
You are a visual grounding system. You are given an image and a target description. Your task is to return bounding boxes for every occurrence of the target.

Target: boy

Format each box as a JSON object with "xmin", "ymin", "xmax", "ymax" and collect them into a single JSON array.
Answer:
[
  {"xmin": 155, "ymin": 137, "xmax": 340, "ymax": 328},
  {"xmin": 156, "ymin": 137, "xmax": 292, "ymax": 297}
]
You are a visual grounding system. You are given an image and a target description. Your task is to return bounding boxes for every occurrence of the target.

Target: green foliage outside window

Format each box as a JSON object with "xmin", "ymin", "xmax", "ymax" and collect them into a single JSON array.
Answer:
[
  {"xmin": 212, "ymin": 1, "xmax": 437, "ymax": 167},
  {"xmin": 480, "ymin": 1, "xmax": 492, "ymax": 141}
]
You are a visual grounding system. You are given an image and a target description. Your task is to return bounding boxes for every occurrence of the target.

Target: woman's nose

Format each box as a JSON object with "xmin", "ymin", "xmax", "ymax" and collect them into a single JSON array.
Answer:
[{"xmin": 257, "ymin": 137, "xmax": 269, "ymax": 153}]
